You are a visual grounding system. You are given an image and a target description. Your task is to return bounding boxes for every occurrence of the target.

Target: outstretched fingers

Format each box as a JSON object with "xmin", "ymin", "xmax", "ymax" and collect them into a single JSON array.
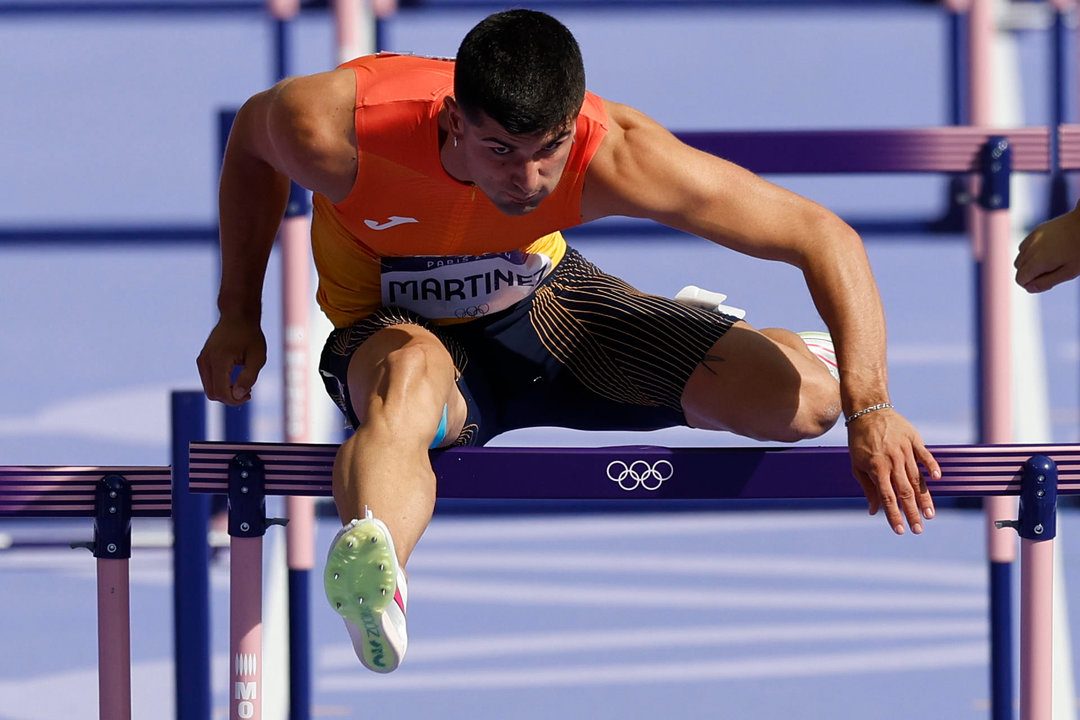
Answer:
[
  {"xmin": 848, "ymin": 411, "xmax": 940, "ymax": 536},
  {"xmin": 893, "ymin": 459, "xmax": 923, "ymax": 534},
  {"xmin": 854, "ymin": 472, "xmax": 881, "ymax": 517},
  {"xmin": 914, "ymin": 442, "xmax": 940, "ymax": 520},
  {"xmin": 872, "ymin": 457, "xmax": 919, "ymax": 535},
  {"xmin": 854, "ymin": 451, "xmax": 928, "ymax": 535}
]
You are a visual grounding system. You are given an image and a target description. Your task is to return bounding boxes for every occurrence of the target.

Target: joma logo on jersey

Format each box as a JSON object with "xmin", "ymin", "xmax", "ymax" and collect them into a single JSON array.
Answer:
[
  {"xmin": 387, "ymin": 267, "xmax": 544, "ymax": 303},
  {"xmin": 365, "ymin": 216, "xmax": 418, "ymax": 231}
]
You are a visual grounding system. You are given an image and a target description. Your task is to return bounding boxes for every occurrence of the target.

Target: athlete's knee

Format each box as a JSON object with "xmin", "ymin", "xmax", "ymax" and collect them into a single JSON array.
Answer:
[
  {"xmin": 787, "ymin": 371, "xmax": 841, "ymax": 440},
  {"xmin": 352, "ymin": 329, "xmax": 451, "ymax": 393},
  {"xmin": 347, "ymin": 331, "xmax": 455, "ymax": 430},
  {"xmin": 374, "ymin": 344, "xmax": 450, "ymax": 413},
  {"xmin": 379, "ymin": 342, "xmax": 443, "ymax": 384}
]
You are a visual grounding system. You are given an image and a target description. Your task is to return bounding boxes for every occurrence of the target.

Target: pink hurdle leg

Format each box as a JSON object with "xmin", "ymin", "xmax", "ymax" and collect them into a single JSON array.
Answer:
[
  {"xmin": 97, "ymin": 557, "xmax": 131, "ymax": 720},
  {"xmin": 1020, "ymin": 536, "xmax": 1055, "ymax": 720},
  {"xmin": 231, "ymin": 536, "xmax": 263, "ymax": 720}
]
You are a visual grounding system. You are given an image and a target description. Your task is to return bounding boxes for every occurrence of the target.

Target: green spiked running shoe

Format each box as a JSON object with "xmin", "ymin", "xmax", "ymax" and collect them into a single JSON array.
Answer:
[{"xmin": 324, "ymin": 509, "xmax": 408, "ymax": 673}]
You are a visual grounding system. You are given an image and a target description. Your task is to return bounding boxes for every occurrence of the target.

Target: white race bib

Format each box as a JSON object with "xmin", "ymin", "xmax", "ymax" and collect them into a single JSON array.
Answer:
[{"xmin": 380, "ymin": 251, "xmax": 553, "ymax": 320}]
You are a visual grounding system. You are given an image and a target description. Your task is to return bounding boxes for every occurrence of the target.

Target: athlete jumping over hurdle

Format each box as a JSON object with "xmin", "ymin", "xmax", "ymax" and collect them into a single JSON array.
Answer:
[{"xmin": 197, "ymin": 9, "xmax": 941, "ymax": 674}]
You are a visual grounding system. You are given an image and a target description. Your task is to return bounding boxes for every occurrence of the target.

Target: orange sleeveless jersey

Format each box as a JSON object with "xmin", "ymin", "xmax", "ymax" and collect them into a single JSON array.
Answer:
[{"xmin": 310, "ymin": 53, "xmax": 610, "ymax": 328}]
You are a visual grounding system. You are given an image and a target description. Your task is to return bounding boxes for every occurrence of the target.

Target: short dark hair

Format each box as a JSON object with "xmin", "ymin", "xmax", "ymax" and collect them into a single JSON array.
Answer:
[{"xmin": 454, "ymin": 9, "xmax": 586, "ymax": 136}]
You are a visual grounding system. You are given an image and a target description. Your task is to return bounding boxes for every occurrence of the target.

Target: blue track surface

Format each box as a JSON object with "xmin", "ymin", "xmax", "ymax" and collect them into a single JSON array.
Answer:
[{"xmin": 3, "ymin": 506, "xmax": 1075, "ymax": 720}]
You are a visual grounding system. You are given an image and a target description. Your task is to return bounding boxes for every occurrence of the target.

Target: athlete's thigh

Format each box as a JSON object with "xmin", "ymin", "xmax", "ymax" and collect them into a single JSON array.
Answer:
[
  {"xmin": 681, "ymin": 321, "xmax": 833, "ymax": 441},
  {"xmin": 527, "ymin": 249, "xmax": 737, "ymax": 419}
]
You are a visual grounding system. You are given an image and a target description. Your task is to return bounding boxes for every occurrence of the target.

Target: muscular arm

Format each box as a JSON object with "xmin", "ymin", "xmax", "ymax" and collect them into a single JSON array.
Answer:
[
  {"xmin": 215, "ymin": 91, "xmax": 291, "ymax": 327},
  {"xmin": 199, "ymin": 70, "xmax": 357, "ymax": 404},
  {"xmin": 582, "ymin": 101, "xmax": 940, "ymax": 533},
  {"xmin": 582, "ymin": 101, "xmax": 887, "ymax": 415}
]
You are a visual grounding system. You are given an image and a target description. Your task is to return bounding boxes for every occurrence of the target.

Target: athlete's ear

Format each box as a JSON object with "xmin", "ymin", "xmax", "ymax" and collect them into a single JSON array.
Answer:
[{"xmin": 443, "ymin": 96, "xmax": 465, "ymax": 137}]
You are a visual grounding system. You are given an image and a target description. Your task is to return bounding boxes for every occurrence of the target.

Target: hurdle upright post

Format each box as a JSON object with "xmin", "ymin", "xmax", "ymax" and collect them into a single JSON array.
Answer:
[
  {"xmin": 267, "ymin": 1, "xmax": 317, "ymax": 717},
  {"xmin": 88, "ymin": 474, "xmax": 134, "ymax": 720},
  {"xmin": 1048, "ymin": 0, "xmax": 1076, "ymax": 217},
  {"xmin": 997, "ymin": 454, "xmax": 1059, "ymax": 720},
  {"xmin": 975, "ymin": 129, "xmax": 1021, "ymax": 720},
  {"xmin": 1019, "ymin": 455, "xmax": 1058, "ymax": 720},
  {"xmin": 171, "ymin": 390, "xmax": 210, "ymax": 720},
  {"xmin": 228, "ymin": 449, "xmax": 286, "ymax": 720},
  {"xmin": 967, "ymin": 0, "xmax": 1020, "ymax": 715}
]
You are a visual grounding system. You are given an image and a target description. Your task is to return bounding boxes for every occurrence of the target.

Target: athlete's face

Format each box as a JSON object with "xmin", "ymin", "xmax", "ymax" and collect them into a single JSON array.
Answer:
[{"xmin": 457, "ymin": 110, "xmax": 577, "ymax": 216}]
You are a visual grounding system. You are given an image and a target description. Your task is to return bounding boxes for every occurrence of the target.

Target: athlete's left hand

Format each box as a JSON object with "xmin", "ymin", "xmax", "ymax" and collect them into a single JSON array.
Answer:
[
  {"xmin": 846, "ymin": 408, "xmax": 940, "ymax": 535},
  {"xmin": 1014, "ymin": 209, "xmax": 1080, "ymax": 293}
]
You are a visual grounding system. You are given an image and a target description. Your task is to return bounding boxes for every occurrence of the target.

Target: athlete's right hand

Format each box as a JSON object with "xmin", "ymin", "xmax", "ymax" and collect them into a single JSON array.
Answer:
[{"xmin": 197, "ymin": 316, "xmax": 267, "ymax": 406}]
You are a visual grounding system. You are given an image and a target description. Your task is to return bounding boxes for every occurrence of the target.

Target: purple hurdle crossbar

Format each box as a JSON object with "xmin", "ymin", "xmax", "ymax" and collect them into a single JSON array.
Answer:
[
  {"xmin": 0, "ymin": 465, "xmax": 172, "ymax": 720},
  {"xmin": 675, "ymin": 126, "xmax": 1050, "ymax": 174},
  {"xmin": 1056, "ymin": 124, "xmax": 1080, "ymax": 170},
  {"xmin": 190, "ymin": 441, "xmax": 1074, "ymax": 720}
]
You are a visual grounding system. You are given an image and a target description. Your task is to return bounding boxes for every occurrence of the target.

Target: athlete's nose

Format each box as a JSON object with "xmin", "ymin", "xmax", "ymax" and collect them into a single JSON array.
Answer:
[{"xmin": 511, "ymin": 159, "xmax": 543, "ymax": 196}]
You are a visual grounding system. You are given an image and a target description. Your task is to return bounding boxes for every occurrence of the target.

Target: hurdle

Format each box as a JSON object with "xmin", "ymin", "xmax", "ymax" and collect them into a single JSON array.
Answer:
[
  {"xmin": 188, "ymin": 440, "xmax": 1073, "ymax": 720},
  {"xmin": 0, "ymin": 391, "xmax": 211, "ymax": 720},
  {"xmin": 0, "ymin": 464, "xmax": 172, "ymax": 720}
]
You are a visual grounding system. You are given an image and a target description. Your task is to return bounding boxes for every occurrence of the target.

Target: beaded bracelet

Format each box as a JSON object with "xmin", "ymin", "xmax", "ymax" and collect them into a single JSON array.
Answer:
[{"xmin": 844, "ymin": 402, "xmax": 894, "ymax": 426}]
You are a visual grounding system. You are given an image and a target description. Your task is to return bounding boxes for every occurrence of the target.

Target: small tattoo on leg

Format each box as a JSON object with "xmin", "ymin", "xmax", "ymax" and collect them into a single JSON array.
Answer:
[{"xmin": 700, "ymin": 354, "xmax": 726, "ymax": 375}]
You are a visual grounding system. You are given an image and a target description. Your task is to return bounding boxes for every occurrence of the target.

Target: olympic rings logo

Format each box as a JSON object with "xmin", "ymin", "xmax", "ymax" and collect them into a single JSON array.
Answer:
[
  {"xmin": 454, "ymin": 303, "xmax": 490, "ymax": 318},
  {"xmin": 606, "ymin": 459, "xmax": 674, "ymax": 492}
]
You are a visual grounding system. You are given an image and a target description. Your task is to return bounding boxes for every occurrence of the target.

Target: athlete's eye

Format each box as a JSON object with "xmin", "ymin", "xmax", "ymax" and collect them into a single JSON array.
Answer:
[{"xmin": 490, "ymin": 146, "xmax": 512, "ymax": 156}]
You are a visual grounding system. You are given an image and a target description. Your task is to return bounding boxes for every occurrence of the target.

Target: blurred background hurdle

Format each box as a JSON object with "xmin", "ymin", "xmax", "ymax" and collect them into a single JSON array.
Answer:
[
  {"xmin": 0, "ymin": 392, "xmax": 210, "ymax": 720},
  {"xmin": 0, "ymin": 464, "xmax": 172, "ymax": 720}
]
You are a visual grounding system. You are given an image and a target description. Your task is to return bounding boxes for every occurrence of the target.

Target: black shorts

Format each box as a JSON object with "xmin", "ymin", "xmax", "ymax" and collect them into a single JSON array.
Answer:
[{"xmin": 318, "ymin": 247, "xmax": 737, "ymax": 446}]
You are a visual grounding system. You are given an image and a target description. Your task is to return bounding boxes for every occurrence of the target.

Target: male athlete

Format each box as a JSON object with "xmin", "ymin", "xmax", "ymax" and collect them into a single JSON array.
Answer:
[{"xmin": 198, "ymin": 9, "xmax": 941, "ymax": 673}]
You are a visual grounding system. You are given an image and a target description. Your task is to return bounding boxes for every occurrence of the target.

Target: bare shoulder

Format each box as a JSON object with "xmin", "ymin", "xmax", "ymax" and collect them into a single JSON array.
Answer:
[
  {"xmin": 259, "ymin": 69, "xmax": 358, "ymax": 201},
  {"xmin": 584, "ymin": 98, "xmax": 840, "ymax": 260},
  {"xmin": 589, "ymin": 99, "xmax": 656, "ymax": 169},
  {"xmin": 582, "ymin": 99, "xmax": 705, "ymax": 222},
  {"xmin": 268, "ymin": 69, "xmax": 355, "ymax": 128},
  {"xmin": 602, "ymin": 99, "xmax": 657, "ymax": 134}
]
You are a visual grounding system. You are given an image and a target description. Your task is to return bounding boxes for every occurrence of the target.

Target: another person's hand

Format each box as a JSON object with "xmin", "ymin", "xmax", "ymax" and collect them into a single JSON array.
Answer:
[
  {"xmin": 846, "ymin": 408, "xmax": 940, "ymax": 535},
  {"xmin": 1015, "ymin": 209, "xmax": 1080, "ymax": 293},
  {"xmin": 196, "ymin": 316, "xmax": 267, "ymax": 406}
]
